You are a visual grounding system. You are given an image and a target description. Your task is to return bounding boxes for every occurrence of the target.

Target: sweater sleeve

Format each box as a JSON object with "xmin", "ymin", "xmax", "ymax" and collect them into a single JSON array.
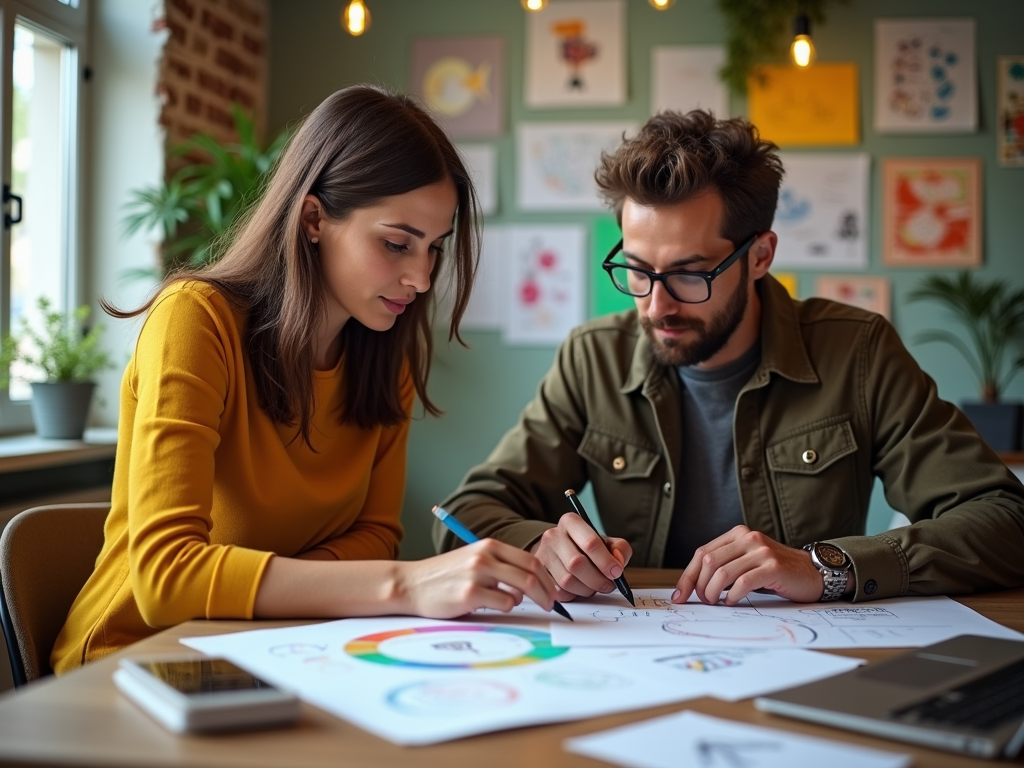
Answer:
[
  {"xmin": 127, "ymin": 287, "xmax": 272, "ymax": 628},
  {"xmin": 304, "ymin": 367, "xmax": 411, "ymax": 561}
]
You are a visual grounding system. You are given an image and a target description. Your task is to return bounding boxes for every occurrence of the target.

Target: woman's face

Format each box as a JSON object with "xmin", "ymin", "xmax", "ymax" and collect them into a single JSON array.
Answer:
[{"xmin": 306, "ymin": 179, "xmax": 458, "ymax": 334}]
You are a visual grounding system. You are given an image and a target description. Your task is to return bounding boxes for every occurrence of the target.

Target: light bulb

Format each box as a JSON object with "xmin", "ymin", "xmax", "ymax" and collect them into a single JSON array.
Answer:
[
  {"xmin": 343, "ymin": 0, "xmax": 371, "ymax": 36},
  {"xmin": 521, "ymin": 0, "xmax": 548, "ymax": 10},
  {"xmin": 648, "ymin": 0, "xmax": 676, "ymax": 8},
  {"xmin": 790, "ymin": 15, "xmax": 815, "ymax": 68}
]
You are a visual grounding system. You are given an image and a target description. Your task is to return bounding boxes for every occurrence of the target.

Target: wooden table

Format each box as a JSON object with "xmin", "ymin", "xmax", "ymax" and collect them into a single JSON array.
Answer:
[{"xmin": 0, "ymin": 569, "xmax": 1021, "ymax": 768}]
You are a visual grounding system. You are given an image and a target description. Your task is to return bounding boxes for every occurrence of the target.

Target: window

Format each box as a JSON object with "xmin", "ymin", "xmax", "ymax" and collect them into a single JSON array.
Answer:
[{"xmin": 0, "ymin": 0, "xmax": 87, "ymax": 431}]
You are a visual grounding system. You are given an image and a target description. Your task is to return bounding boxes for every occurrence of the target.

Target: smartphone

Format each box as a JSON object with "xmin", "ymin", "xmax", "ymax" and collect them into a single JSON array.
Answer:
[{"xmin": 113, "ymin": 656, "xmax": 300, "ymax": 734}]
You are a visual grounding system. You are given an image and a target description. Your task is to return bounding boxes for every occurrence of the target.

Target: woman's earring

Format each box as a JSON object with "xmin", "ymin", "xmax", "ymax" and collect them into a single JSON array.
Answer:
[{"xmin": 310, "ymin": 237, "xmax": 319, "ymax": 244}]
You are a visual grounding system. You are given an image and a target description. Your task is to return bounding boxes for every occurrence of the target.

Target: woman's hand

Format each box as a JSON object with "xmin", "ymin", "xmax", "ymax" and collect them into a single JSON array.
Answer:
[{"xmin": 395, "ymin": 539, "xmax": 559, "ymax": 619}]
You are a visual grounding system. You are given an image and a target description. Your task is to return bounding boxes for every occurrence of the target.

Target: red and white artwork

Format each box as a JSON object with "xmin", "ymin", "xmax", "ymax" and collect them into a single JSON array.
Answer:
[{"xmin": 815, "ymin": 276, "xmax": 891, "ymax": 320}]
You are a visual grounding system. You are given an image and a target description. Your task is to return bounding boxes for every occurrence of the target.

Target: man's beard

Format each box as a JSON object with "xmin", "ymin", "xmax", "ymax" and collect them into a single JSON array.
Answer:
[{"xmin": 640, "ymin": 259, "xmax": 750, "ymax": 368}]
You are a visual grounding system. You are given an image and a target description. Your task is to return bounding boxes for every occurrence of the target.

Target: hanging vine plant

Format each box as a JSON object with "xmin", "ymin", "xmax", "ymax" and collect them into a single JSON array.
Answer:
[{"xmin": 718, "ymin": 0, "xmax": 842, "ymax": 95}]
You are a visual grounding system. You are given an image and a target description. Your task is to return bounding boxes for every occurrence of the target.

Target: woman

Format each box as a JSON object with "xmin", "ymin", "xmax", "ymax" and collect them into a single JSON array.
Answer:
[{"xmin": 51, "ymin": 86, "xmax": 557, "ymax": 674}]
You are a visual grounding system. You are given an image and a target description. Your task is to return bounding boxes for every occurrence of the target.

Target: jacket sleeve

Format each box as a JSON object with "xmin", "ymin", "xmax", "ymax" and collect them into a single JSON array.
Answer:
[
  {"xmin": 828, "ymin": 316, "xmax": 1024, "ymax": 601},
  {"xmin": 128, "ymin": 288, "xmax": 272, "ymax": 627},
  {"xmin": 434, "ymin": 332, "xmax": 592, "ymax": 552}
]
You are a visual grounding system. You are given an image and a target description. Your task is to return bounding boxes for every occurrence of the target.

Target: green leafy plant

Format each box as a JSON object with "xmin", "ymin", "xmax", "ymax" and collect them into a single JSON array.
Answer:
[
  {"xmin": 0, "ymin": 297, "xmax": 113, "ymax": 385},
  {"xmin": 718, "ymin": 0, "xmax": 842, "ymax": 95},
  {"xmin": 907, "ymin": 273, "xmax": 1024, "ymax": 404},
  {"xmin": 122, "ymin": 104, "xmax": 291, "ymax": 279}
]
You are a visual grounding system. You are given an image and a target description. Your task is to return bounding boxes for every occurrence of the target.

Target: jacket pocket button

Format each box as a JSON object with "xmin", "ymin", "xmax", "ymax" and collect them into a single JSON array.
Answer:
[
  {"xmin": 612, "ymin": 456, "xmax": 626, "ymax": 471},
  {"xmin": 740, "ymin": 466, "xmax": 754, "ymax": 480},
  {"xmin": 663, "ymin": 482, "xmax": 672, "ymax": 497},
  {"xmin": 801, "ymin": 449, "xmax": 818, "ymax": 464}
]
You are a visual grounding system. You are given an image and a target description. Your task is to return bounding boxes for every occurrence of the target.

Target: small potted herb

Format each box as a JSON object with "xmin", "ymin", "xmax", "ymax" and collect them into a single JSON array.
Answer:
[
  {"xmin": 908, "ymin": 272, "xmax": 1024, "ymax": 451},
  {"xmin": 0, "ymin": 297, "xmax": 113, "ymax": 439}
]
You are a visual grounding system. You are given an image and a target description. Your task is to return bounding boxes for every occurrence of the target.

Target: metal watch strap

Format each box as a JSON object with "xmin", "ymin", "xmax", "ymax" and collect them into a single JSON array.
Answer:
[{"xmin": 803, "ymin": 543, "xmax": 849, "ymax": 601}]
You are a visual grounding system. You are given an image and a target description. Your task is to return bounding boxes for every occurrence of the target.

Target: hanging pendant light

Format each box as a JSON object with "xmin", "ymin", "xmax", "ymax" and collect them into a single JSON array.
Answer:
[
  {"xmin": 343, "ymin": 0, "xmax": 371, "ymax": 36},
  {"xmin": 648, "ymin": 0, "xmax": 676, "ymax": 9},
  {"xmin": 521, "ymin": 0, "xmax": 548, "ymax": 11},
  {"xmin": 790, "ymin": 14, "xmax": 815, "ymax": 68}
]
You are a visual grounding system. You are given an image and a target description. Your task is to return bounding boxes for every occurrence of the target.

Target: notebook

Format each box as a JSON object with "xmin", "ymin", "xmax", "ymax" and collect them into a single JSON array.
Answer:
[{"xmin": 754, "ymin": 634, "xmax": 1024, "ymax": 759}]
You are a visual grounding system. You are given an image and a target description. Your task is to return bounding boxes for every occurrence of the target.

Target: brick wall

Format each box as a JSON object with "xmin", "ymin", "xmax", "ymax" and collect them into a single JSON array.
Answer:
[{"xmin": 155, "ymin": 0, "xmax": 268, "ymax": 151}]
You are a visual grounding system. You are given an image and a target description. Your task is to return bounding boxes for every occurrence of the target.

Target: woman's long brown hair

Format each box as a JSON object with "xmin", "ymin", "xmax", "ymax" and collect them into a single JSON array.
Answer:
[{"xmin": 106, "ymin": 85, "xmax": 480, "ymax": 447}]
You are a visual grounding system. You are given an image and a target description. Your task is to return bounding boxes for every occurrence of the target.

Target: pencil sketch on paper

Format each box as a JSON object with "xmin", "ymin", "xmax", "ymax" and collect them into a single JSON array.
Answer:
[{"xmin": 385, "ymin": 679, "xmax": 519, "ymax": 717}]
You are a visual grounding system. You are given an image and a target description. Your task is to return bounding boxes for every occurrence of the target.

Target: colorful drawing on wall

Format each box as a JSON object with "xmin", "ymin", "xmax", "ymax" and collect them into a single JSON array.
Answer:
[
  {"xmin": 998, "ymin": 56, "xmax": 1024, "ymax": 167},
  {"xmin": 651, "ymin": 46, "xmax": 728, "ymax": 118},
  {"xmin": 517, "ymin": 122, "xmax": 635, "ymax": 211},
  {"xmin": 592, "ymin": 217, "xmax": 634, "ymax": 317},
  {"xmin": 412, "ymin": 36, "xmax": 504, "ymax": 138},
  {"xmin": 504, "ymin": 225, "xmax": 585, "ymax": 346},
  {"xmin": 525, "ymin": 0, "xmax": 625, "ymax": 108},
  {"xmin": 772, "ymin": 273, "xmax": 798, "ymax": 298},
  {"xmin": 882, "ymin": 158, "xmax": 981, "ymax": 267},
  {"xmin": 874, "ymin": 18, "xmax": 976, "ymax": 133},
  {"xmin": 772, "ymin": 153, "xmax": 869, "ymax": 270},
  {"xmin": 815, "ymin": 276, "xmax": 891, "ymax": 320},
  {"xmin": 747, "ymin": 63, "xmax": 859, "ymax": 146},
  {"xmin": 458, "ymin": 143, "xmax": 497, "ymax": 215}
]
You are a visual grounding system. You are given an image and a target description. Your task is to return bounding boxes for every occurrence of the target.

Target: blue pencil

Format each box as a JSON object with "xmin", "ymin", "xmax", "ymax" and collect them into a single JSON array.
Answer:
[{"xmin": 432, "ymin": 505, "xmax": 573, "ymax": 621}]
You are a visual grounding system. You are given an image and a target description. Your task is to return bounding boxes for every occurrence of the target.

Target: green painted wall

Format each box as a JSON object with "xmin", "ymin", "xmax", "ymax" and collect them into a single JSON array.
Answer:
[{"xmin": 267, "ymin": 0, "xmax": 1024, "ymax": 561}]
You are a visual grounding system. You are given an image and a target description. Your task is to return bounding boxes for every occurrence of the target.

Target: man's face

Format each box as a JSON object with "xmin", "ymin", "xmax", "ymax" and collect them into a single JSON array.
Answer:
[{"xmin": 620, "ymin": 192, "xmax": 753, "ymax": 369}]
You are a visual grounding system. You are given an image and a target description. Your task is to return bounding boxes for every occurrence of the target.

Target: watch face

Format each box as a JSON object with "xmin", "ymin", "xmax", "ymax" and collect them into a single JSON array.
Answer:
[{"xmin": 815, "ymin": 543, "xmax": 848, "ymax": 569}]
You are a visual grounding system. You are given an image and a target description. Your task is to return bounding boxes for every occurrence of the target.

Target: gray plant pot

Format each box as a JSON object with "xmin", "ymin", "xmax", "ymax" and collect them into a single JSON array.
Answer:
[
  {"xmin": 960, "ymin": 401, "xmax": 1023, "ymax": 452},
  {"xmin": 29, "ymin": 381, "xmax": 96, "ymax": 439}
]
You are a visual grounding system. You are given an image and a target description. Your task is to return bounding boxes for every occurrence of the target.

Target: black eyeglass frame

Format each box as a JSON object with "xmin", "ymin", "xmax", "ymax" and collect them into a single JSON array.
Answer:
[{"xmin": 602, "ymin": 232, "xmax": 760, "ymax": 305}]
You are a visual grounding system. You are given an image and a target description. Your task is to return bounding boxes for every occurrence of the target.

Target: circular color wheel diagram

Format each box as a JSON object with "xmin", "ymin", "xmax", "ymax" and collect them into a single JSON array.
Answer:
[{"xmin": 344, "ymin": 625, "xmax": 568, "ymax": 669}]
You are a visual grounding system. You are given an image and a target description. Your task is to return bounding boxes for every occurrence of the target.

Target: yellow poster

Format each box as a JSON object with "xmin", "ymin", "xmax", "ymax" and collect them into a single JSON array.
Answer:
[{"xmin": 748, "ymin": 63, "xmax": 859, "ymax": 146}]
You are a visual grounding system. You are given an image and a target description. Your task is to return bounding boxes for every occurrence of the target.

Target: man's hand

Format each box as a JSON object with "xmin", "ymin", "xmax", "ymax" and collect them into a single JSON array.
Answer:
[
  {"xmin": 530, "ymin": 512, "xmax": 633, "ymax": 601},
  {"xmin": 672, "ymin": 525, "xmax": 824, "ymax": 605}
]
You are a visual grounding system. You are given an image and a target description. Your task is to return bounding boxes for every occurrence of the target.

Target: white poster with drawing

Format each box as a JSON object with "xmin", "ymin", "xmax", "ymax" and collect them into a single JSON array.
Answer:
[
  {"xmin": 651, "ymin": 45, "xmax": 728, "ymax": 118},
  {"xmin": 565, "ymin": 710, "xmax": 911, "ymax": 768},
  {"xmin": 772, "ymin": 153, "xmax": 869, "ymax": 270},
  {"xmin": 550, "ymin": 590, "xmax": 1024, "ymax": 649},
  {"xmin": 459, "ymin": 224, "xmax": 507, "ymax": 330},
  {"xmin": 457, "ymin": 143, "xmax": 498, "ymax": 216},
  {"xmin": 503, "ymin": 225, "xmax": 585, "ymax": 345},
  {"xmin": 874, "ymin": 18, "xmax": 977, "ymax": 132},
  {"xmin": 517, "ymin": 122, "xmax": 635, "ymax": 211},
  {"xmin": 182, "ymin": 617, "xmax": 692, "ymax": 746},
  {"xmin": 525, "ymin": 0, "xmax": 625, "ymax": 108}
]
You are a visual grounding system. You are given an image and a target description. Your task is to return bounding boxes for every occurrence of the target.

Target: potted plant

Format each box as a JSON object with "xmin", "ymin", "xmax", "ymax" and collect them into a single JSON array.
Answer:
[
  {"xmin": 907, "ymin": 272, "xmax": 1024, "ymax": 451},
  {"xmin": 121, "ymin": 105, "xmax": 291, "ymax": 280},
  {"xmin": 0, "ymin": 297, "xmax": 113, "ymax": 439}
]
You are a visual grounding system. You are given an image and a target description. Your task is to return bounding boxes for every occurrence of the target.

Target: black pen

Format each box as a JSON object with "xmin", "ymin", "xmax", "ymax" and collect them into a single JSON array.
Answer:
[{"xmin": 564, "ymin": 489, "xmax": 636, "ymax": 607}]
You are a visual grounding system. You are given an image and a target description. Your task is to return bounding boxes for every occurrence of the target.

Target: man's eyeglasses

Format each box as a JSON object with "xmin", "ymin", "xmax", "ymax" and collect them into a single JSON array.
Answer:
[{"xmin": 602, "ymin": 232, "xmax": 759, "ymax": 305}]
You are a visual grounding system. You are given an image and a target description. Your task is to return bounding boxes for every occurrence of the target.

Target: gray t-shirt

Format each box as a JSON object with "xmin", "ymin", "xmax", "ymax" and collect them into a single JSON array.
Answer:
[{"xmin": 663, "ymin": 341, "xmax": 762, "ymax": 568}]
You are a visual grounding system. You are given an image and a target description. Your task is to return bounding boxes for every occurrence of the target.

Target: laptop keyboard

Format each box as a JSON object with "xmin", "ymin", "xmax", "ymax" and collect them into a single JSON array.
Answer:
[{"xmin": 893, "ymin": 657, "xmax": 1024, "ymax": 731}]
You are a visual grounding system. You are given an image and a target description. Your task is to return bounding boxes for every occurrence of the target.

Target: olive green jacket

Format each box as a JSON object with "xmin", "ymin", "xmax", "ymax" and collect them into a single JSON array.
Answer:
[{"xmin": 435, "ymin": 275, "xmax": 1024, "ymax": 601}]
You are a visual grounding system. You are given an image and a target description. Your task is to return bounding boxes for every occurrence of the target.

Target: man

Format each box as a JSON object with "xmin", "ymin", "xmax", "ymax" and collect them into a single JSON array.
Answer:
[{"xmin": 435, "ymin": 110, "xmax": 1024, "ymax": 606}]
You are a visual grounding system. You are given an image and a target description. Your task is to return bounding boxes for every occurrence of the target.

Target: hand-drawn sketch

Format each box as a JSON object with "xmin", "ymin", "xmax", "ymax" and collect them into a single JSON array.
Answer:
[
  {"xmin": 412, "ymin": 36, "xmax": 504, "ymax": 138},
  {"xmin": 772, "ymin": 153, "xmax": 869, "ymax": 269},
  {"xmin": 268, "ymin": 643, "xmax": 326, "ymax": 657},
  {"xmin": 660, "ymin": 616, "xmax": 819, "ymax": 646},
  {"xmin": 566, "ymin": 710, "xmax": 913, "ymax": 768},
  {"xmin": 651, "ymin": 46, "xmax": 728, "ymax": 118},
  {"xmin": 386, "ymin": 679, "xmax": 517, "ymax": 717},
  {"xmin": 654, "ymin": 650, "xmax": 748, "ymax": 673},
  {"xmin": 815, "ymin": 276, "xmax": 891, "ymax": 320},
  {"xmin": 997, "ymin": 56, "xmax": 1024, "ymax": 167},
  {"xmin": 517, "ymin": 122, "xmax": 635, "ymax": 210},
  {"xmin": 875, "ymin": 18, "xmax": 977, "ymax": 133},
  {"xmin": 525, "ymin": 0, "xmax": 625, "ymax": 108}
]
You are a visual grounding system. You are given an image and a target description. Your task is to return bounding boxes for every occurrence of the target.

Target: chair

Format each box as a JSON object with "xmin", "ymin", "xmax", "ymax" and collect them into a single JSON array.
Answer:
[{"xmin": 0, "ymin": 503, "xmax": 109, "ymax": 687}]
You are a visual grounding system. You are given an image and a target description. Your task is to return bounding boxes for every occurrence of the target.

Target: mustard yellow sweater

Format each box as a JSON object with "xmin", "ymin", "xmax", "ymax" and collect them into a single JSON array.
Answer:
[{"xmin": 51, "ymin": 282, "xmax": 409, "ymax": 673}]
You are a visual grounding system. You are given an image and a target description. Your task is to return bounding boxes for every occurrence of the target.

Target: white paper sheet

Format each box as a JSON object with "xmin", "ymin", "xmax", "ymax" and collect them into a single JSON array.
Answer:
[
  {"xmin": 459, "ymin": 224, "xmax": 506, "ymax": 330},
  {"xmin": 551, "ymin": 590, "xmax": 1024, "ymax": 649},
  {"xmin": 181, "ymin": 617, "xmax": 695, "ymax": 746},
  {"xmin": 651, "ymin": 46, "xmax": 728, "ymax": 118},
  {"xmin": 457, "ymin": 143, "xmax": 498, "ymax": 215},
  {"xmin": 772, "ymin": 153, "xmax": 869, "ymax": 270},
  {"xmin": 565, "ymin": 710, "xmax": 911, "ymax": 768}
]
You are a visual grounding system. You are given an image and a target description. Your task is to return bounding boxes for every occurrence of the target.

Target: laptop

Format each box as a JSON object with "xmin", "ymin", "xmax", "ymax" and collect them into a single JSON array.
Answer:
[{"xmin": 754, "ymin": 634, "xmax": 1024, "ymax": 759}]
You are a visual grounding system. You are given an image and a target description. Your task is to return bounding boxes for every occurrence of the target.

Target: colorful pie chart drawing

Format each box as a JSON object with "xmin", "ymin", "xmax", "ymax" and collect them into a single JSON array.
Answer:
[
  {"xmin": 386, "ymin": 679, "xmax": 518, "ymax": 717},
  {"xmin": 345, "ymin": 625, "xmax": 568, "ymax": 669}
]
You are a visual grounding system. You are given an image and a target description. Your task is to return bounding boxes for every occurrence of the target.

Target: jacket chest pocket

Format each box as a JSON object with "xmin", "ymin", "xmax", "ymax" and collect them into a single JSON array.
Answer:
[
  {"xmin": 576, "ymin": 427, "xmax": 661, "ymax": 548},
  {"xmin": 766, "ymin": 418, "xmax": 860, "ymax": 543}
]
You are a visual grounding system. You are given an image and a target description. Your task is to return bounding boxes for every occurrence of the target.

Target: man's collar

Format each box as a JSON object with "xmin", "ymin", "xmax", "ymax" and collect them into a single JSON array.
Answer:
[{"xmin": 619, "ymin": 273, "xmax": 818, "ymax": 393}]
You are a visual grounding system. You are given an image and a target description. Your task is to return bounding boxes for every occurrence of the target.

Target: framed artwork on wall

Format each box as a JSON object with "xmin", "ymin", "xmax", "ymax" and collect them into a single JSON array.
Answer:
[
  {"xmin": 748, "ymin": 63, "xmax": 860, "ymax": 146},
  {"xmin": 651, "ymin": 46, "xmax": 728, "ymax": 118},
  {"xmin": 412, "ymin": 36, "xmax": 504, "ymax": 138},
  {"xmin": 815, "ymin": 276, "xmax": 891, "ymax": 320},
  {"xmin": 525, "ymin": 0, "xmax": 625, "ymax": 108},
  {"xmin": 997, "ymin": 56, "xmax": 1024, "ymax": 168},
  {"xmin": 882, "ymin": 158, "xmax": 982, "ymax": 267}
]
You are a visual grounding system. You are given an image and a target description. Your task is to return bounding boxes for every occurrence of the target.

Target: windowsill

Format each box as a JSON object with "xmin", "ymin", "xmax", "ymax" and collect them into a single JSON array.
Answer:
[{"xmin": 0, "ymin": 427, "xmax": 117, "ymax": 473}]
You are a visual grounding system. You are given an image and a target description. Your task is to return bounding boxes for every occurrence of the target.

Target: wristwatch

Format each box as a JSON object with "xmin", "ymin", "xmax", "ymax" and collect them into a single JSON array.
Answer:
[{"xmin": 803, "ymin": 542, "xmax": 852, "ymax": 601}]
